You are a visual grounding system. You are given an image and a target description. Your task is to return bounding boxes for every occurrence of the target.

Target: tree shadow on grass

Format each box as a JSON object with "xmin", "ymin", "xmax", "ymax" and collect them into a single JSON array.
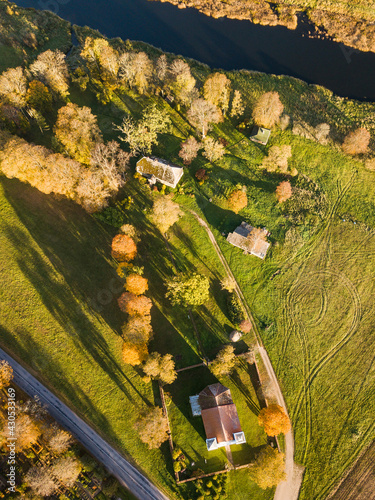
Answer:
[{"xmin": 230, "ymin": 369, "xmax": 261, "ymax": 417}]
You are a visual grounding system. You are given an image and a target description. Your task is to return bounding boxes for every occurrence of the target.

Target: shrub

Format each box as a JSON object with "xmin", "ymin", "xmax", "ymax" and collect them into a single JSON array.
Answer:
[
  {"xmin": 342, "ymin": 127, "xmax": 370, "ymax": 155},
  {"xmin": 227, "ymin": 293, "xmax": 245, "ymax": 324}
]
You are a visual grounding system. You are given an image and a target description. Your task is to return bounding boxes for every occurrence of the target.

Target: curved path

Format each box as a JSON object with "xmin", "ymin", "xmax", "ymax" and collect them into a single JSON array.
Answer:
[
  {"xmin": 0, "ymin": 347, "xmax": 169, "ymax": 500},
  {"xmin": 189, "ymin": 210, "xmax": 304, "ymax": 500}
]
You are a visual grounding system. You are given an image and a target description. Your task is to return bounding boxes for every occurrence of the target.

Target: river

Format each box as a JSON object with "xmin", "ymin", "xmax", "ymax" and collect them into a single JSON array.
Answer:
[{"xmin": 14, "ymin": 0, "xmax": 375, "ymax": 101}]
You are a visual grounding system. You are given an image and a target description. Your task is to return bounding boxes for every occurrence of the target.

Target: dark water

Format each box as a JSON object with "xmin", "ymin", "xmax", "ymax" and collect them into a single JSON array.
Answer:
[{"xmin": 14, "ymin": 0, "xmax": 375, "ymax": 101}]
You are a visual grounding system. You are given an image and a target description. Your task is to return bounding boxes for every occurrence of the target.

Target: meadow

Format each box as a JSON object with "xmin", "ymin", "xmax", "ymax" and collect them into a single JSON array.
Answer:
[{"xmin": 0, "ymin": 4, "xmax": 375, "ymax": 499}]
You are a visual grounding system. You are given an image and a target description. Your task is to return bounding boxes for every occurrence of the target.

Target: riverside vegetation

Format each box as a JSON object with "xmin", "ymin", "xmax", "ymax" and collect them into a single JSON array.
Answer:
[{"xmin": 0, "ymin": 1, "xmax": 374, "ymax": 499}]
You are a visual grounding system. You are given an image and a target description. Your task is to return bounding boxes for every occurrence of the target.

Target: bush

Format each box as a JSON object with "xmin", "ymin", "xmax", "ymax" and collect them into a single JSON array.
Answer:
[
  {"xmin": 227, "ymin": 293, "xmax": 245, "ymax": 324},
  {"xmin": 93, "ymin": 206, "xmax": 124, "ymax": 228}
]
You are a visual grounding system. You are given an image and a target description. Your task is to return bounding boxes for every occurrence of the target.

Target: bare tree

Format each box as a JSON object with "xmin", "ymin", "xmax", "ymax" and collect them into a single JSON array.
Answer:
[
  {"xmin": 179, "ymin": 136, "xmax": 201, "ymax": 165},
  {"xmin": 168, "ymin": 59, "xmax": 196, "ymax": 104},
  {"xmin": 342, "ymin": 127, "xmax": 370, "ymax": 155},
  {"xmin": 52, "ymin": 456, "xmax": 82, "ymax": 487},
  {"xmin": 75, "ymin": 170, "xmax": 111, "ymax": 213},
  {"xmin": 187, "ymin": 98, "xmax": 222, "ymax": 138},
  {"xmin": 25, "ymin": 466, "xmax": 57, "ymax": 497},
  {"xmin": 0, "ymin": 67, "xmax": 27, "ymax": 107},
  {"xmin": 119, "ymin": 51, "xmax": 153, "ymax": 94},
  {"xmin": 30, "ymin": 50, "xmax": 69, "ymax": 97},
  {"xmin": 154, "ymin": 54, "xmax": 168, "ymax": 87},
  {"xmin": 90, "ymin": 141, "xmax": 131, "ymax": 192},
  {"xmin": 150, "ymin": 196, "xmax": 184, "ymax": 234},
  {"xmin": 43, "ymin": 423, "xmax": 73, "ymax": 454}
]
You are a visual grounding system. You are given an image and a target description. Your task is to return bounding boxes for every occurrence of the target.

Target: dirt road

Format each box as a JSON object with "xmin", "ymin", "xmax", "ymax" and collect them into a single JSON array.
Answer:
[{"xmin": 0, "ymin": 347, "xmax": 169, "ymax": 500}]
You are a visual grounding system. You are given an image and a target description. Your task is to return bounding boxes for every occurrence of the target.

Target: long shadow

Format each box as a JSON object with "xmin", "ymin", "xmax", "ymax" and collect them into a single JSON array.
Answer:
[{"xmin": 230, "ymin": 369, "xmax": 261, "ymax": 416}]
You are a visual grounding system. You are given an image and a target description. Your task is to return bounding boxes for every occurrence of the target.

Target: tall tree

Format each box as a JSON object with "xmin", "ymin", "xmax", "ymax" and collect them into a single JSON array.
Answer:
[
  {"xmin": 26, "ymin": 80, "xmax": 52, "ymax": 113},
  {"xmin": 179, "ymin": 136, "xmax": 200, "ymax": 165},
  {"xmin": 54, "ymin": 103, "xmax": 102, "ymax": 164},
  {"xmin": 75, "ymin": 169, "xmax": 111, "ymax": 213},
  {"xmin": 253, "ymin": 91, "xmax": 284, "ymax": 128},
  {"xmin": 210, "ymin": 345, "xmax": 237, "ymax": 377},
  {"xmin": 150, "ymin": 196, "xmax": 184, "ymax": 234},
  {"xmin": 165, "ymin": 273, "xmax": 210, "ymax": 306},
  {"xmin": 187, "ymin": 98, "xmax": 222, "ymax": 138},
  {"xmin": 15, "ymin": 413, "xmax": 41, "ymax": 451},
  {"xmin": 25, "ymin": 466, "xmax": 57, "ymax": 497},
  {"xmin": 122, "ymin": 341, "xmax": 148, "ymax": 365},
  {"xmin": 134, "ymin": 407, "xmax": 169, "ymax": 449},
  {"xmin": 43, "ymin": 424, "xmax": 73, "ymax": 455},
  {"xmin": 122, "ymin": 315, "xmax": 153, "ymax": 345},
  {"xmin": 119, "ymin": 51, "xmax": 153, "ymax": 94},
  {"xmin": 203, "ymin": 72, "xmax": 231, "ymax": 114},
  {"xmin": 90, "ymin": 141, "xmax": 131, "ymax": 192},
  {"xmin": 342, "ymin": 127, "xmax": 370, "ymax": 155},
  {"xmin": 118, "ymin": 293, "xmax": 153, "ymax": 316},
  {"xmin": 0, "ymin": 67, "xmax": 27, "ymax": 107},
  {"xmin": 230, "ymin": 89, "xmax": 245, "ymax": 118},
  {"xmin": 30, "ymin": 50, "xmax": 69, "ymax": 97},
  {"xmin": 52, "ymin": 456, "xmax": 82, "ymax": 487},
  {"xmin": 258, "ymin": 404, "xmax": 291, "ymax": 436},
  {"xmin": 249, "ymin": 446, "xmax": 286, "ymax": 489},
  {"xmin": 143, "ymin": 353, "xmax": 177, "ymax": 385},
  {"xmin": 81, "ymin": 37, "xmax": 119, "ymax": 89},
  {"xmin": 154, "ymin": 54, "xmax": 168, "ymax": 88},
  {"xmin": 168, "ymin": 59, "xmax": 196, "ymax": 104}
]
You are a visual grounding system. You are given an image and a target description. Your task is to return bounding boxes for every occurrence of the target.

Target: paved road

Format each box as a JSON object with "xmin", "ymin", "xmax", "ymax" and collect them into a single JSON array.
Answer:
[
  {"xmin": 190, "ymin": 210, "xmax": 304, "ymax": 500},
  {"xmin": 0, "ymin": 347, "xmax": 169, "ymax": 500}
]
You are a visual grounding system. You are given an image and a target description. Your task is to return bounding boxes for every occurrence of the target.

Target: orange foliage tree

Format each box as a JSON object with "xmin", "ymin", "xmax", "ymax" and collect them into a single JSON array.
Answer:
[
  {"xmin": 227, "ymin": 189, "xmax": 247, "ymax": 213},
  {"xmin": 258, "ymin": 404, "xmax": 291, "ymax": 437},
  {"xmin": 125, "ymin": 274, "xmax": 148, "ymax": 296},
  {"xmin": 122, "ymin": 342, "xmax": 148, "ymax": 366},
  {"xmin": 239, "ymin": 320, "xmax": 252, "ymax": 333},
  {"xmin": 117, "ymin": 292, "xmax": 152, "ymax": 316},
  {"xmin": 342, "ymin": 128, "xmax": 370, "ymax": 155},
  {"xmin": 121, "ymin": 315, "xmax": 153, "ymax": 344},
  {"xmin": 275, "ymin": 181, "xmax": 292, "ymax": 203},
  {"xmin": 111, "ymin": 234, "xmax": 137, "ymax": 262}
]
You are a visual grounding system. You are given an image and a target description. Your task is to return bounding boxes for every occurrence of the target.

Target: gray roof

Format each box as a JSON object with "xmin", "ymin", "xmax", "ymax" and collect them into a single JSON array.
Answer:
[
  {"xmin": 198, "ymin": 383, "xmax": 233, "ymax": 410},
  {"xmin": 136, "ymin": 156, "xmax": 184, "ymax": 188},
  {"xmin": 227, "ymin": 222, "xmax": 270, "ymax": 259}
]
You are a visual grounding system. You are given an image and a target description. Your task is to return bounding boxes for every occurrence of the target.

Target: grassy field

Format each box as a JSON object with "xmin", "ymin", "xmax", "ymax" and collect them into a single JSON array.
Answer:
[{"xmin": 1, "ymin": 4, "xmax": 375, "ymax": 499}]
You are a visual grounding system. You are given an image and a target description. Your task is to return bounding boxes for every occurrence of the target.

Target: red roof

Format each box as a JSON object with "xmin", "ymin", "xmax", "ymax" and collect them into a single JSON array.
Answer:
[{"xmin": 201, "ymin": 404, "xmax": 242, "ymax": 443}]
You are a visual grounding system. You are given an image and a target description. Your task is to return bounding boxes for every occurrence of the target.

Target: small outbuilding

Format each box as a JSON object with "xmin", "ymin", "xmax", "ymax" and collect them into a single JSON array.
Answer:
[
  {"xmin": 229, "ymin": 330, "xmax": 242, "ymax": 342},
  {"xmin": 136, "ymin": 156, "xmax": 184, "ymax": 188},
  {"xmin": 250, "ymin": 126, "xmax": 271, "ymax": 146},
  {"xmin": 191, "ymin": 383, "xmax": 246, "ymax": 451},
  {"xmin": 227, "ymin": 222, "xmax": 270, "ymax": 260}
]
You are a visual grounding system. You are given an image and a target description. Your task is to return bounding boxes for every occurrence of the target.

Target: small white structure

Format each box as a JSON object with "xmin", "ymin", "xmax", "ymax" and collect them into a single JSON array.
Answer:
[
  {"xmin": 189, "ymin": 395, "xmax": 202, "ymax": 416},
  {"xmin": 136, "ymin": 156, "xmax": 184, "ymax": 188},
  {"xmin": 229, "ymin": 330, "xmax": 242, "ymax": 342}
]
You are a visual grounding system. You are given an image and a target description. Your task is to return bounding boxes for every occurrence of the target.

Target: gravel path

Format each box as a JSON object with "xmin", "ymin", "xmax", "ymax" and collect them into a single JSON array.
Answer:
[{"xmin": 0, "ymin": 347, "xmax": 169, "ymax": 500}]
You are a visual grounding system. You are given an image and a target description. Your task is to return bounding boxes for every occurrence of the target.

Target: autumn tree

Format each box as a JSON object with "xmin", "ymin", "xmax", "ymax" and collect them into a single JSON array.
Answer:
[
  {"xmin": 54, "ymin": 103, "xmax": 102, "ymax": 164},
  {"xmin": 195, "ymin": 168, "xmax": 209, "ymax": 183},
  {"xmin": 253, "ymin": 91, "xmax": 284, "ymax": 128},
  {"xmin": 122, "ymin": 315, "xmax": 153, "ymax": 345},
  {"xmin": 111, "ymin": 234, "xmax": 137, "ymax": 261},
  {"xmin": 342, "ymin": 127, "xmax": 370, "ymax": 155},
  {"xmin": 154, "ymin": 54, "xmax": 168, "ymax": 88},
  {"xmin": 239, "ymin": 320, "xmax": 252, "ymax": 333},
  {"xmin": 26, "ymin": 80, "xmax": 52, "ymax": 113},
  {"xmin": 249, "ymin": 446, "xmax": 286, "ymax": 489},
  {"xmin": 258, "ymin": 404, "xmax": 291, "ymax": 437},
  {"xmin": 227, "ymin": 189, "xmax": 248, "ymax": 213},
  {"xmin": 90, "ymin": 140, "xmax": 131, "ymax": 192},
  {"xmin": 143, "ymin": 352, "xmax": 177, "ymax": 385},
  {"xmin": 81, "ymin": 37, "xmax": 119, "ymax": 89},
  {"xmin": 134, "ymin": 406, "xmax": 169, "ymax": 449},
  {"xmin": 168, "ymin": 59, "xmax": 196, "ymax": 105},
  {"xmin": 25, "ymin": 466, "xmax": 57, "ymax": 497},
  {"xmin": 210, "ymin": 345, "xmax": 237, "ymax": 377},
  {"xmin": 52, "ymin": 456, "xmax": 82, "ymax": 487},
  {"xmin": 203, "ymin": 72, "xmax": 231, "ymax": 114},
  {"xmin": 0, "ymin": 360, "xmax": 13, "ymax": 389},
  {"xmin": 0, "ymin": 104, "xmax": 29, "ymax": 133},
  {"xmin": 150, "ymin": 196, "xmax": 184, "ymax": 234},
  {"xmin": 118, "ymin": 292, "xmax": 153, "ymax": 316},
  {"xmin": 230, "ymin": 90, "xmax": 245, "ymax": 118},
  {"xmin": 117, "ymin": 104, "xmax": 171, "ymax": 154},
  {"xmin": 179, "ymin": 136, "xmax": 200, "ymax": 165},
  {"xmin": 122, "ymin": 341, "xmax": 148, "ymax": 365},
  {"xmin": 187, "ymin": 98, "xmax": 222, "ymax": 138},
  {"xmin": 75, "ymin": 169, "xmax": 111, "ymax": 213},
  {"xmin": 125, "ymin": 273, "xmax": 148, "ymax": 296},
  {"xmin": 0, "ymin": 66, "xmax": 27, "ymax": 107},
  {"xmin": 276, "ymin": 181, "xmax": 292, "ymax": 203},
  {"xmin": 202, "ymin": 137, "xmax": 225, "ymax": 163},
  {"xmin": 262, "ymin": 145, "xmax": 293, "ymax": 174},
  {"xmin": 15, "ymin": 413, "xmax": 41, "ymax": 451},
  {"xmin": 166, "ymin": 273, "xmax": 210, "ymax": 306},
  {"xmin": 30, "ymin": 50, "xmax": 69, "ymax": 97}
]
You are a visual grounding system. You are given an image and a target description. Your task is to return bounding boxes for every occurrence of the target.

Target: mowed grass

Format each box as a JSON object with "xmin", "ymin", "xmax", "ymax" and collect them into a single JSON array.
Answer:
[{"xmin": 167, "ymin": 363, "xmax": 267, "ymax": 474}]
